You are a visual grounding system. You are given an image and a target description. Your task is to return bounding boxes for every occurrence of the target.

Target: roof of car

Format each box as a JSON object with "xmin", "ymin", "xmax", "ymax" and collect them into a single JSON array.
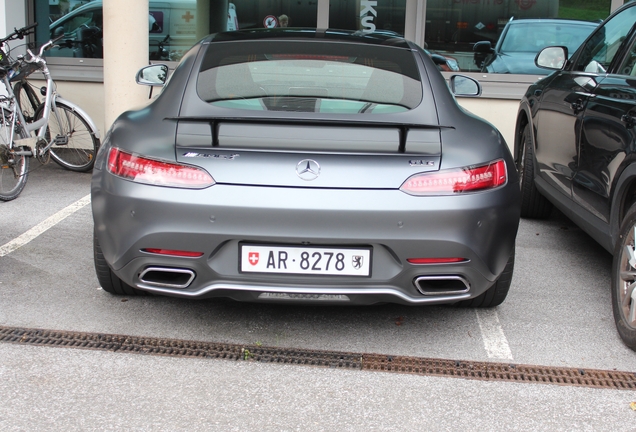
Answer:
[
  {"xmin": 506, "ymin": 18, "xmax": 599, "ymax": 27},
  {"xmin": 204, "ymin": 28, "xmax": 412, "ymax": 48}
]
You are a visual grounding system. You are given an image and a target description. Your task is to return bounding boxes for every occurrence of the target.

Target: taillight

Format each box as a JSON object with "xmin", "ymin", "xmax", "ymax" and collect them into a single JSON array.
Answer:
[
  {"xmin": 107, "ymin": 147, "xmax": 215, "ymax": 189},
  {"xmin": 400, "ymin": 159, "xmax": 507, "ymax": 196}
]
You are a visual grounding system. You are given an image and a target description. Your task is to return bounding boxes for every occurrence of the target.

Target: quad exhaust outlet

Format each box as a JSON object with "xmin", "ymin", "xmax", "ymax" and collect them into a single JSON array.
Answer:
[
  {"xmin": 139, "ymin": 267, "xmax": 195, "ymax": 289},
  {"xmin": 413, "ymin": 275, "xmax": 470, "ymax": 296}
]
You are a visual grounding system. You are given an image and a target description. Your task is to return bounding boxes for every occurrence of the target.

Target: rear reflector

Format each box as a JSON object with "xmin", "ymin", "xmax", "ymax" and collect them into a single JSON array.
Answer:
[
  {"xmin": 142, "ymin": 248, "xmax": 204, "ymax": 258},
  {"xmin": 107, "ymin": 147, "xmax": 215, "ymax": 189},
  {"xmin": 400, "ymin": 159, "xmax": 507, "ymax": 196},
  {"xmin": 407, "ymin": 257, "xmax": 468, "ymax": 264}
]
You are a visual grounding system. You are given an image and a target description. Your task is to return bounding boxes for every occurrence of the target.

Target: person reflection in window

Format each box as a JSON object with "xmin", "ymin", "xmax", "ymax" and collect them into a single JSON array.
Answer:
[{"xmin": 279, "ymin": 14, "xmax": 289, "ymax": 27}]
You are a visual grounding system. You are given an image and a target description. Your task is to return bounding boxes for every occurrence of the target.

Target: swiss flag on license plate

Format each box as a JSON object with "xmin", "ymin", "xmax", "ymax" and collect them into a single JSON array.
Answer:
[{"xmin": 248, "ymin": 252, "xmax": 259, "ymax": 266}]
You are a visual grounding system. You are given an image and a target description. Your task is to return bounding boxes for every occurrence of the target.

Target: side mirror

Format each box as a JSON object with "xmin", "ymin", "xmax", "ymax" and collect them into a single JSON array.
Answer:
[
  {"xmin": 535, "ymin": 46, "xmax": 568, "ymax": 70},
  {"xmin": 473, "ymin": 41, "xmax": 493, "ymax": 53},
  {"xmin": 136, "ymin": 64, "xmax": 168, "ymax": 86},
  {"xmin": 449, "ymin": 75, "xmax": 482, "ymax": 97},
  {"xmin": 473, "ymin": 41, "xmax": 493, "ymax": 69}
]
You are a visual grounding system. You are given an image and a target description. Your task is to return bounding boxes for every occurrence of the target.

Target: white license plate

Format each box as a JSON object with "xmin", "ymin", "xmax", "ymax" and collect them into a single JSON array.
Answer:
[{"xmin": 240, "ymin": 244, "xmax": 371, "ymax": 276}]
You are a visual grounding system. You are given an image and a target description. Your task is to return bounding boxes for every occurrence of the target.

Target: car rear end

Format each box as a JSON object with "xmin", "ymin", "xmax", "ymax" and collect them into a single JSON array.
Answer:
[{"xmin": 92, "ymin": 30, "xmax": 520, "ymax": 305}]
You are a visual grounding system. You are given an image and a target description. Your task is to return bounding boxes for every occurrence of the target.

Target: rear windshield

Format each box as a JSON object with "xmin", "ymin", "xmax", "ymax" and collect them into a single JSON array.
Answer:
[{"xmin": 196, "ymin": 40, "xmax": 422, "ymax": 114}]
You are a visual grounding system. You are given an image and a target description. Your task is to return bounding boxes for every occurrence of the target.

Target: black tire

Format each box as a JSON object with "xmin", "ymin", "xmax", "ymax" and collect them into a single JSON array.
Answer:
[
  {"xmin": 517, "ymin": 124, "xmax": 552, "ymax": 218},
  {"xmin": 37, "ymin": 101, "xmax": 99, "ymax": 172},
  {"xmin": 611, "ymin": 203, "xmax": 636, "ymax": 351},
  {"xmin": 0, "ymin": 107, "xmax": 30, "ymax": 201},
  {"xmin": 455, "ymin": 248, "xmax": 515, "ymax": 308},
  {"xmin": 14, "ymin": 80, "xmax": 40, "ymax": 123},
  {"xmin": 94, "ymin": 232, "xmax": 146, "ymax": 296}
]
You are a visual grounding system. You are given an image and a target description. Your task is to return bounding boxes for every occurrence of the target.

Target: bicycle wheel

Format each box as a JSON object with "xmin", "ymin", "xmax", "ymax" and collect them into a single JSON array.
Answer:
[
  {"xmin": 0, "ymin": 107, "xmax": 29, "ymax": 201},
  {"xmin": 14, "ymin": 80, "xmax": 40, "ymax": 123},
  {"xmin": 43, "ymin": 101, "xmax": 99, "ymax": 172}
]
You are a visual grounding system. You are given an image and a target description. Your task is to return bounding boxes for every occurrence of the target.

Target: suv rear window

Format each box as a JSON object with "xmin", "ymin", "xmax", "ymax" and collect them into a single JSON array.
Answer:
[{"xmin": 196, "ymin": 41, "xmax": 422, "ymax": 114}]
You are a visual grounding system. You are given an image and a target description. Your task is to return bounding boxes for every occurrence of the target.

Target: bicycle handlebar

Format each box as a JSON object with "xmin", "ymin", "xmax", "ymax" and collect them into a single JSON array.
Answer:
[{"xmin": 0, "ymin": 23, "xmax": 37, "ymax": 45}]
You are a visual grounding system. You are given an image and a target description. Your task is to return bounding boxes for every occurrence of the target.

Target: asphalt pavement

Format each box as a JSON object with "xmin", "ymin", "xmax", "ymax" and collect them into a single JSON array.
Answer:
[{"xmin": 1, "ymin": 160, "xmax": 635, "ymax": 431}]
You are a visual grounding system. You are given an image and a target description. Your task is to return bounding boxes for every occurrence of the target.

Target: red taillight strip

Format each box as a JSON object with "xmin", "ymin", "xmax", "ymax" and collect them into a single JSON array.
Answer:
[
  {"xmin": 107, "ymin": 147, "xmax": 215, "ymax": 189},
  {"xmin": 142, "ymin": 248, "xmax": 204, "ymax": 258},
  {"xmin": 400, "ymin": 159, "xmax": 507, "ymax": 196},
  {"xmin": 407, "ymin": 257, "xmax": 469, "ymax": 265}
]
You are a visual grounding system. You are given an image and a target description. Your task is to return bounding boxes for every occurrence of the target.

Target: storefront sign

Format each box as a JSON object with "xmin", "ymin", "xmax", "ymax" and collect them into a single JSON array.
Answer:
[{"xmin": 360, "ymin": 0, "xmax": 377, "ymax": 33}]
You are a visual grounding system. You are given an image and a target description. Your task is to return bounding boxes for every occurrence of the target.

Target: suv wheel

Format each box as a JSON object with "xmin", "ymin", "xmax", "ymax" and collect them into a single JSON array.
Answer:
[{"xmin": 612, "ymin": 203, "xmax": 636, "ymax": 350}]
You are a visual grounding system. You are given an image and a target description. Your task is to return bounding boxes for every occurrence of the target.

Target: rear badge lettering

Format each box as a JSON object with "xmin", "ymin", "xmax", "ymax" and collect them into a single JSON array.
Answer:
[
  {"xmin": 182, "ymin": 152, "xmax": 239, "ymax": 160},
  {"xmin": 409, "ymin": 159, "xmax": 435, "ymax": 167}
]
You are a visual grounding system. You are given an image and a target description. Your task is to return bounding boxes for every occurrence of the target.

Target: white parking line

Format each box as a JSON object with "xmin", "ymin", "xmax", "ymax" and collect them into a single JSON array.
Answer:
[
  {"xmin": 0, "ymin": 194, "xmax": 91, "ymax": 257},
  {"xmin": 475, "ymin": 309, "xmax": 513, "ymax": 360}
]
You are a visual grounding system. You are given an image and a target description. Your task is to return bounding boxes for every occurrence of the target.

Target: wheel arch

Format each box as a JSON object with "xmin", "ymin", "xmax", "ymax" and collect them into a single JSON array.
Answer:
[
  {"xmin": 514, "ymin": 104, "xmax": 532, "ymax": 167},
  {"xmin": 610, "ymin": 164, "xmax": 636, "ymax": 252}
]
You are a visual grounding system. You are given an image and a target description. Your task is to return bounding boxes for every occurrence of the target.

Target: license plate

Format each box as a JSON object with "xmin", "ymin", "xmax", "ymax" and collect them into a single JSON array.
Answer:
[{"xmin": 240, "ymin": 244, "xmax": 371, "ymax": 276}]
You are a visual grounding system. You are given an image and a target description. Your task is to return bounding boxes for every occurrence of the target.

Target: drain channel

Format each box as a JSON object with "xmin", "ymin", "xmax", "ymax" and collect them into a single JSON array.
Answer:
[{"xmin": 1, "ymin": 325, "xmax": 634, "ymax": 390}]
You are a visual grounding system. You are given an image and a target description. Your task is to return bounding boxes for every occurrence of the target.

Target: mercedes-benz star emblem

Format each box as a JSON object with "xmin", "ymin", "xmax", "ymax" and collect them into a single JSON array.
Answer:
[{"xmin": 296, "ymin": 159, "xmax": 321, "ymax": 181}]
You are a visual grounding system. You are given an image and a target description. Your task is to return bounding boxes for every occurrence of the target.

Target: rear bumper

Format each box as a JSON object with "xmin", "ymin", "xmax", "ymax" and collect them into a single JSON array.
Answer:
[{"xmin": 92, "ymin": 171, "xmax": 520, "ymax": 305}]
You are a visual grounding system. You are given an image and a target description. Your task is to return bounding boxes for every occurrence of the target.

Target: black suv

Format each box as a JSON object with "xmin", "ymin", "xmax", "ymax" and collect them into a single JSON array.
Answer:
[{"xmin": 515, "ymin": 1, "xmax": 636, "ymax": 350}]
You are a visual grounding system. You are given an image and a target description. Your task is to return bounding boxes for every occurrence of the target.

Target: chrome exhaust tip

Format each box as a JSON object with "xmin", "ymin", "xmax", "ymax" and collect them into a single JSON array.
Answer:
[
  {"xmin": 139, "ymin": 267, "xmax": 195, "ymax": 289},
  {"xmin": 414, "ymin": 275, "xmax": 470, "ymax": 296}
]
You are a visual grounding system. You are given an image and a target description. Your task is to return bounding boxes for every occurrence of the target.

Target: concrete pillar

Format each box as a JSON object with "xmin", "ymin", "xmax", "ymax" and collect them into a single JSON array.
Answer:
[
  {"xmin": 317, "ymin": 0, "xmax": 329, "ymax": 29},
  {"xmin": 405, "ymin": 0, "xmax": 426, "ymax": 48},
  {"xmin": 103, "ymin": 0, "xmax": 149, "ymax": 129},
  {"xmin": 196, "ymin": 0, "xmax": 229, "ymax": 41},
  {"xmin": 0, "ymin": 0, "xmax": 26, "ymax": 41}
]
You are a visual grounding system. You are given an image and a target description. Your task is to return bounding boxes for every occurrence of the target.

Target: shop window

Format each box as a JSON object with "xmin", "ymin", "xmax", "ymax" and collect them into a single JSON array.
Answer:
[
  {"xmin": 44, "ymin": 1, "xmax": 287, "ymax": 62},
  {"xmin": 329, "ymin": 0, "xmax": 406, "ymax": 35},
  {"xmin": 425, "ymin": 0, "xmax": 613, "ymax": 74}
]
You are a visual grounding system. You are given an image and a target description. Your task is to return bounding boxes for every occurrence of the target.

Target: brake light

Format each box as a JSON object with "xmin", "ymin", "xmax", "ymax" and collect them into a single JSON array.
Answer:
[
  {"xmin": 400, "ymin": 159, "xmax": 507, "ymax": 196},
  {"xmin": 107, "ymin": 148, "xmax": 215, "ymax": 189},
  {"xmin": 268, "ymin": 54, "xmax": 353, "ymax": 62}
]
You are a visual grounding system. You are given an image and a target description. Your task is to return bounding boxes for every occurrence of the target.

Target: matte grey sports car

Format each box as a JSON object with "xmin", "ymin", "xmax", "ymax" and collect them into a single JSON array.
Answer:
[{"xmin": 92, "ymin": 29, "xmax": 520, "ymax": 307}]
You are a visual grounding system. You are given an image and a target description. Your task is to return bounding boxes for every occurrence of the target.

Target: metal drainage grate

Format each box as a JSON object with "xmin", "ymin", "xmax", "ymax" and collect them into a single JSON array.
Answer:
[{"xmin": 1, "ymin": 325, "xmax": 634, "ymax": 390}]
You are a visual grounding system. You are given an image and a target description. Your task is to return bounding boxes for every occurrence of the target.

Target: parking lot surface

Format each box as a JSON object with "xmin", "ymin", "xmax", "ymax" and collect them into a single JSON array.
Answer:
[{"xmin": 1, "ymin": 162, "xmax": 636, "ymax": 430}]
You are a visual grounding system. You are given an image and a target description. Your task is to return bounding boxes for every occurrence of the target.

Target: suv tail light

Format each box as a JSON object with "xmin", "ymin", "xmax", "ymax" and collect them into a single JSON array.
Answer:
[
  {"xmin": 400, "ymin": 159, "xmax": 507, "ymax": 196},
  {"xmin": 107, "ymin": 148, "xmax": 215, "ymax": 189}
]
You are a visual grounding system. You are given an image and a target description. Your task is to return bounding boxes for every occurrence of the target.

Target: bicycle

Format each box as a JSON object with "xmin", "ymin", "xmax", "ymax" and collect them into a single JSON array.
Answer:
[
  {"xmin": 0, "ymin": 24, "xmax": 40, "ymax": 124},
  {"xmin": 0, "ymin": 24, "xmax": 100, "ymax": 201}
]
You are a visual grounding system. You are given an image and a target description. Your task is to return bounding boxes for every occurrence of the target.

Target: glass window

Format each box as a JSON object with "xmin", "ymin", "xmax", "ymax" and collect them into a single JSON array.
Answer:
[
  {"xmin": 329, "ymin": 0, "xmax": 406, "ymax": 35},
  {"xmin": 196, "ymin": 40, "xmax": 422, "ymax": 113},
  {"xmin": 618, "ymin": 33, "xmax": 636, "ymax": 76},
  {"xmin": 425, "ymin": 0, "xmax": 613, "ymax": 74},
  {"xmin": 232, "ymin": 0, "xmax": 317, "ymax": 29},
  {"xmin": 43, "ymin": 0, "xmax": 317, "ymax": 62},
  {"xmin": 573, "ymin": 5, "xmax": 636, "ymax": 73}
]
